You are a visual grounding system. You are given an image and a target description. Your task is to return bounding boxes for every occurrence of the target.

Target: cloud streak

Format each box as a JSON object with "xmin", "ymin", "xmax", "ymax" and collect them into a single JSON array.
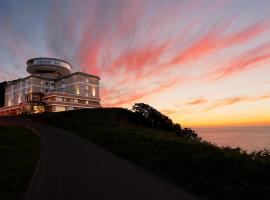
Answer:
[
  {"xmin": 206, "ymin": 93, "xmax": 270, "ymax": 111},
  {"xmin": 1, "ymin": 0, "xmax": 270, "ymax": 126},
  {"xmin": 186, "ymin": 97, "xmax": 208, "ymax": 105}
]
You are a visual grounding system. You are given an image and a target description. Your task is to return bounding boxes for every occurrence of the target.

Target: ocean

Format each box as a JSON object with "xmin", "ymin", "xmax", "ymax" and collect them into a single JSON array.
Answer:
[{"xmin": 194, "ymin": 126, "xmax": 270, "ymax": 152}]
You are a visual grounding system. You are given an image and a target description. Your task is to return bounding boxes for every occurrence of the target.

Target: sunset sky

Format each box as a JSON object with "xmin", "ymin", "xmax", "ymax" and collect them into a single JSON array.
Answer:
[{"xmin": 0, "ymin": 0, "xmax": 269, "ymax": 127}]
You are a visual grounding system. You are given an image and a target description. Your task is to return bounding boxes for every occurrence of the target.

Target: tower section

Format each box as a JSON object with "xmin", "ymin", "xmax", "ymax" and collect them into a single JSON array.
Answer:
[{"xmin": 26, "ymin": 57, "xmax": 71, "ymax": 78}]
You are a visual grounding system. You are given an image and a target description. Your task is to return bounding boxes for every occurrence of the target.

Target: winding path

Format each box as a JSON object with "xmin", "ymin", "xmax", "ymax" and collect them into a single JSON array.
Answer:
[{"xmin": 0, "ymin": 116, "xmax": 198, "ymax": 200}]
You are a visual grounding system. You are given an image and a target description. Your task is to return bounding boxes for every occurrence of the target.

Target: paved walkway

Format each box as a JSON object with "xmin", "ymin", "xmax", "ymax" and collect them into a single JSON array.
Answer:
[{"xmin": 0, "ymin": 116, "xmax": 198, "ymax": 200}]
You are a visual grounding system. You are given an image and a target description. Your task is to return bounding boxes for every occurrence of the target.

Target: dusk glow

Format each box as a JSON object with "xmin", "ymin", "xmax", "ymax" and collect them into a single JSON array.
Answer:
[{"xmin": 0, "ymin": 0, "xmax": 269, "ymax": 126}]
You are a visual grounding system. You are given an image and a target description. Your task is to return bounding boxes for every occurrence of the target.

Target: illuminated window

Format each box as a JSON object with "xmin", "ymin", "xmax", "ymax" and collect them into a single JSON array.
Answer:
[
  {"xmin": 55, "ymin": 106, "xmax": 66, "ymax": 112},
  {"xmin": 76, "ymin": 87, "xmax": 80, "ymax": 95},
  {"xmin": 92, "ymin": 87, "xmax": 96, "ymax": 97},
  {"xmin": 74, "ymin": 99, "xmax": 78, "ymax": 103},
  {"xmin": 33, "ymin": 106, "xmax": 45, "ymax": 113},
  {"xmin": 86, "ymin": 79, "xmax": 89, "ymax": 82},
  {"xmin": 86, "ymin": 85, "xmax": 88, "ymax": 90}
]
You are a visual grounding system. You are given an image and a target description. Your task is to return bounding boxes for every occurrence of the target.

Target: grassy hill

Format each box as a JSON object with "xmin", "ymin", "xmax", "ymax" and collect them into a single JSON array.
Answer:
[
  {"xmin": 0, "ymin": 126, "xmax": 40, "ymax": 200},
  {"xmin": 28, "ymin": 108, "xmax": 270, "ymax": 200}
]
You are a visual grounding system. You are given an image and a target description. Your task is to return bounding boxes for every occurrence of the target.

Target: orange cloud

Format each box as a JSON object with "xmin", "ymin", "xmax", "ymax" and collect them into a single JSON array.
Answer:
[
  {"xmin": 206, "ymin": 93, "xmax": 270, "ymax": 111},
  {"xmin": 249, "ymin": 94, "xmax": 270, "ymax": 101},
  {"xmin": 186, "ymin": 97, "xmax": 207, "ymax": 105}
]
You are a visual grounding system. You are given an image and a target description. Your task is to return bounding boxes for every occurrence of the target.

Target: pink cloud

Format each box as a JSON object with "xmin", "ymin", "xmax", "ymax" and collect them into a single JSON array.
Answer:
[
  {"xmin": 102, "ymin": 77, "xmax": 182, "ymax": 107},
  {"xmin": 208, "ymin": 43, "xmax": 270, "ymax": 79}
]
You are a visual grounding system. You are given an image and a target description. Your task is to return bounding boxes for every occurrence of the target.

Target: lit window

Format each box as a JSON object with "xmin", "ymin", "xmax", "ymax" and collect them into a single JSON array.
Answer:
[
  {"xmin": 92, "ymin": 87, "xmax": 96, "ymax": 96},
  {"xmin": 86, "ymin": 79, "xmax": 89, "ymax": 82},
  {"xmin": 86, "ymin": 85, "xmax": 88, "ymax": 90},
  {"xmin": 8, "ymin": 99, "xmax": 11, "ymax": 106},
  {"xmin": 76, "ymin": 87, "xmax": 80, "ymax": 95},
  {"xmin": 74, "ymin": 99, "xmax": 78, "ymax": 103},
  {"xmin": 55, "ymin": 106, "xmax": 66, "ymax": 112}
]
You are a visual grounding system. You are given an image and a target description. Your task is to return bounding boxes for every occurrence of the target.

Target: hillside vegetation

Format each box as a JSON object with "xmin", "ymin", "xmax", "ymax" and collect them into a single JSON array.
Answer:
[
  {"xmin": 28, "ymin": 106, "xmax": 270, "ymax": 200},
  {"xmin": 0, "ymin": 126, "xmax": 40, "ymax": 200}
]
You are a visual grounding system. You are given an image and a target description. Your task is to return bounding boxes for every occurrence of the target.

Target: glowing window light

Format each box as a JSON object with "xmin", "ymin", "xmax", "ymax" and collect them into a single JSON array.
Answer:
[
  {"xmin": 92, "ymin": 87, "xmax": 96, "ymax": 97},
  {"xmin": 76, "ymin": 87, "xmax": 80, "ymax": 95}
]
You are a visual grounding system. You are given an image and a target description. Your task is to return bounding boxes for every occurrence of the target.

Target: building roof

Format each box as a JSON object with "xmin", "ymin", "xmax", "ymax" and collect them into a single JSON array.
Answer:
[
  {"xmin": 26, "ymin": 57, "xmax": 72, "ymax": 67},
  {"xmin": 57, "ymin": 72, "xmax": 100, "ymax": 80}
]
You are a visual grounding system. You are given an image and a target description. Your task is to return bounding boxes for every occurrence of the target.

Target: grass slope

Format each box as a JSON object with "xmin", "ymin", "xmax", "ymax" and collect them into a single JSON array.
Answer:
[
  {"xmin": 0, "ymin": 126, "xmax": 40, "ymax": 200},
  {"xmin": 29, "ymin": 108, "xmax": 270, "ymax": 200}
]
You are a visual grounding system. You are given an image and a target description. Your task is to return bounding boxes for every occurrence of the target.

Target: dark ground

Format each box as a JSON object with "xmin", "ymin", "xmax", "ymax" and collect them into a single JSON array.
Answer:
[
  {"xmin": 0, "ymin": 125, "xmax": 40, "ymax": 200},
  {"xmin": 0, "ymin": 116, "xmax": 197, "ymax": 200}
]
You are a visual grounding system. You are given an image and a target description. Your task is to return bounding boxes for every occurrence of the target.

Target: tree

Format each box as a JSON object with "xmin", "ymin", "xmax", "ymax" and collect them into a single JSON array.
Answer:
[
  {"xmin": 132, "ymin": 103, "xmax": 174, "ymax": 130},
  {"xmin": 132, "ymin": 103, "xmax": 200, "ymax": 140}
]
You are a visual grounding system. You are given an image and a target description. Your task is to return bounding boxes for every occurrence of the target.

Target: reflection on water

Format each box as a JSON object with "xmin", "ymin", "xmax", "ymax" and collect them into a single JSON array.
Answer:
[{"xmin": 194, "ymin": 126, "xmax": 270, "ymax": 152}]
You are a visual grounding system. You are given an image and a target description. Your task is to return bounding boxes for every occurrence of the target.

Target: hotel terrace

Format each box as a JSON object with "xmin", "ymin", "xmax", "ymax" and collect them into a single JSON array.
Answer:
[{"xmin": 0, "ymin": 57, "xmax": 101, "ymax": 115}]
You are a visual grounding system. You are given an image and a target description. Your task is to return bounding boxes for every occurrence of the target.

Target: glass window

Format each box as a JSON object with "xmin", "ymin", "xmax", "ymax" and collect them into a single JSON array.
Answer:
[
  {"xmin": 92, "ymin": 87, "xmax": 96, "ymax": 96},
  {"xmin": 55, "ymin": 106, "xmax": 66, "ymax": 112}
]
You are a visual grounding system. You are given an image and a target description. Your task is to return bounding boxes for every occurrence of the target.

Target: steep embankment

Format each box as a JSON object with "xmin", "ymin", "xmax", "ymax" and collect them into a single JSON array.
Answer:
[{"xmin": 29, "ymin": 108, "xmax": 270, "ymax": 200}]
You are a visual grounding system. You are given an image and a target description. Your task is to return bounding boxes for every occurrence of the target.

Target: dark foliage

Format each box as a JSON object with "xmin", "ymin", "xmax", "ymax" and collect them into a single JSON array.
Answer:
[
  {"xmin": 27, "ymin": 108, "xmax": 270, "ymax": 200},
  {"xmin": 0, "ymin": 126, "xmax": 40, "ymax": 200},
  {"xmin": 0, "ymin": 81, "xmax": 7, "ymax": 107},
  {"xmin": 132, "ymin": 103, "xmax": 199, "ymax": 139}
]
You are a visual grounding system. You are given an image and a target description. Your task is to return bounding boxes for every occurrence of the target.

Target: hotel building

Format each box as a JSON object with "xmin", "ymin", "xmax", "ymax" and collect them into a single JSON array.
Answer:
[{"xmin": 0, "ymin": 57, "xmax": 100, "ymax": 115}]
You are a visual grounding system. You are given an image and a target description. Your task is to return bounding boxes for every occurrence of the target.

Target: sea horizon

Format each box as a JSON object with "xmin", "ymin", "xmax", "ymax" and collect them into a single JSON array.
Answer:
[{"xmin": 193, "ymin": 125, "xmax": 270, "ymax": 152}]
